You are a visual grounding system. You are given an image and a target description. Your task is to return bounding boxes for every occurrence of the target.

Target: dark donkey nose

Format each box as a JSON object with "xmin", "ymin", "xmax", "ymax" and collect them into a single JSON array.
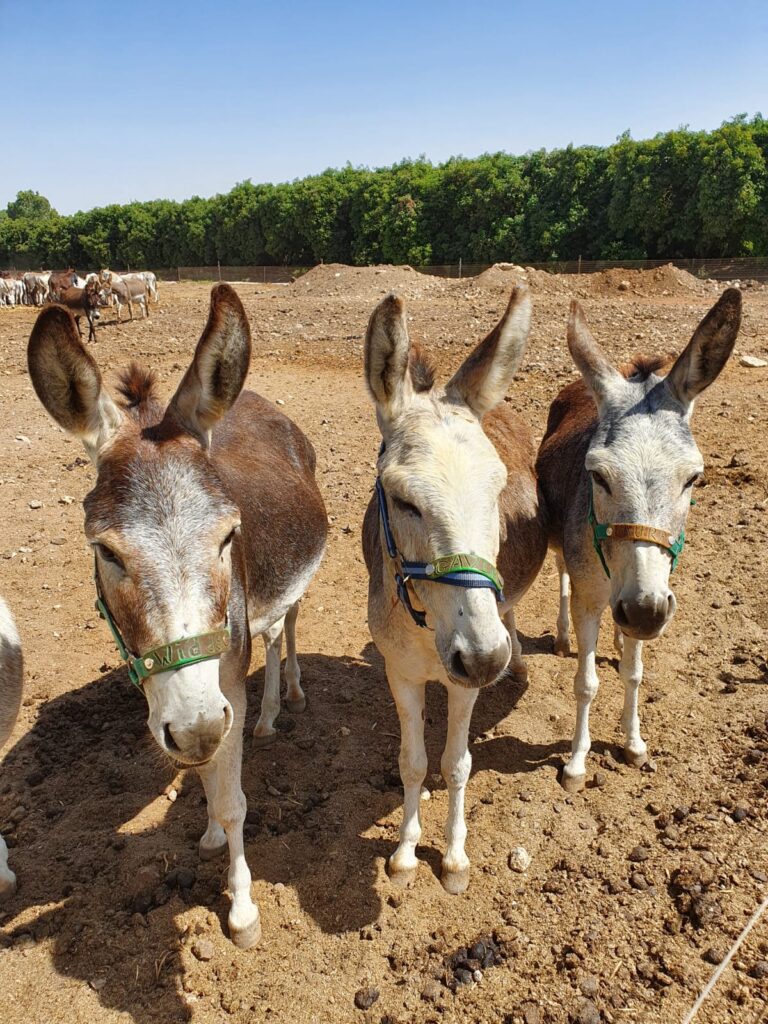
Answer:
[
  {"xmin": 449, "ymin": 636, "xmax": 511, "ymax": 688},
  {"xmin": 164, "ymin": 707, "xmax": 232, "ymax": 763},
  {"xmin": 613, "ymin": 592, "xmax": 676, "ymax": 639}
]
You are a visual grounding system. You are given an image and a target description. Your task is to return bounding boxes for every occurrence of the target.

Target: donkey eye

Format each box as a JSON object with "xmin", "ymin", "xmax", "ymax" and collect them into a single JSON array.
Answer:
[
  {"xmin": 220, "ymin": 528, "xmax": 237, "ymax": 556},
  {"xmin": 95, "ymin": 543, "xmax": 124, "ymax": 571},
  {"xmin": 591, "ymin": 471, "xmax": 612, "ymax": 495},
  {"xmin": 683, "ymin": 473, "xmax": 700, "ymax": 491},
  {"xmin": 393, "ymin": 496, "xmax": 422, "ymax": 519}
]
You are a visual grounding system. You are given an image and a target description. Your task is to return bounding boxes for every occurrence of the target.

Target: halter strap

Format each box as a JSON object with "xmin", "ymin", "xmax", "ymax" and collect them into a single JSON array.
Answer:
[
  {"xmin": 94, "ymin": 559, "xmax": 230, "ymax": 689},
  {"xmin": 587, "ymin": 480, "xmax": 685, "ymax": 580},
  {"xmin": 375, "ymin": 449, "xmax": 505, "ymax": 629}
]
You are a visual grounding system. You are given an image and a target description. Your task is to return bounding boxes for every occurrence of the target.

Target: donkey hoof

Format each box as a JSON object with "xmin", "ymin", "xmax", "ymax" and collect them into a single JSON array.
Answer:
[
  {"xmin": 199, "ymin": 838, "xmax": 228, "ymax": 862},
  {"xmin": 553, "ymin": 637, "xmax": 571, "ymax": 658},
  {"xmin": 229, "ymin": 908, "xmax": 261, "ymax": 950},
  {"xmin": 623, "ymin": 747, "xmax": 648, "ymax": 769},
  {"xmin": 286, "ymin": 695, "xmax": 307, "ymax": 714},
  {"xmin": 0, "ymin": 871, "xmax": 17, "ymax": 900},
  {"xmin": 510, "ymin": 661, "xmax": 528, "ymax": 683},
  {"xmin": 387, "ymin": 859, "xmax": 418, "ymax": 888},
  {"xmin": 560, "ymin": 768, "xmax": 586, "ymax": 794},
  {"xmin": 440, "ymin": 866, "xmax": 470, "ymax": 895},
  {"xmin": 252, "ymin": 728, "xmax": 277, "ymax": 748}
]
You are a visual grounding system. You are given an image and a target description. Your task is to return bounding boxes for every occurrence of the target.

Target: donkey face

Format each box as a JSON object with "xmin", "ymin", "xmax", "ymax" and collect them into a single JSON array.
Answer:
[
  {"xmin": 568, "ymin": 289, "xmax": 741, "ymax": 640},
  {"xmin": 28, "ymin": 285, "xmax": 252, "ymax": 764},
  {"xmin": 366, "ymin": 287, "xmax": 532, "ymax": 687}
]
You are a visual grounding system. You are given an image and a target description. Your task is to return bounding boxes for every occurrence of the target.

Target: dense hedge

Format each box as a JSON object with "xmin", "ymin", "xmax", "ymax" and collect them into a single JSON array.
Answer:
[{"xmin": 2, "ymin": 116, "xmax": 767, "ymax": 269}]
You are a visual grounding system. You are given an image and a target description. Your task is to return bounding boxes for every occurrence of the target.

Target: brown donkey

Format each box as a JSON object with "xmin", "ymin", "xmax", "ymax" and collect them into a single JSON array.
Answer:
[
  {"xmin": 363, "ymin": 286, "xmax": 547, "ymax": 893},
  {"xmin": 536, "ymin": 289, "xmax": 741, "ymax": 792},
  {"xmin": 28, "ymin": 285, "xmax": 328, "ymax": 946}
]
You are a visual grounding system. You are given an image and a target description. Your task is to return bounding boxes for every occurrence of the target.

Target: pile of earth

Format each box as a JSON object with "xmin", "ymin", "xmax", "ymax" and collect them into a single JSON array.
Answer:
[
  {"xmin": 290, "ymin": 263, "xmax": 449, "ymax": 300},
  {"xmin": 468, "ymin": 261, "xmax": 709, "ymax": 299}
]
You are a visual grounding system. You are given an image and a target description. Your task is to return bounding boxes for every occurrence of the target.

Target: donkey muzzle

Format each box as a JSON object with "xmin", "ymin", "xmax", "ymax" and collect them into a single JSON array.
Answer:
[{"xmin": 612, "ymin": 590, "xmax": 676, "ymax": 640}]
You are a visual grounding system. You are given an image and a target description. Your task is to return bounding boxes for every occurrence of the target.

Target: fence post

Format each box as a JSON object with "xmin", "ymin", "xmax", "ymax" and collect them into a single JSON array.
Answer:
[
  {"xmin": 217, "ymin": 260, "xmax": 222, "ymax": 282},
  {"xmin": 177, "ymin": 266, "xmax": 180, "ymax": 282},
  {"xmin": 458, "ymin": 257, "xmax": 462, "ymax": 280},
  {"xmin": 578, "ymin": 255, "xmax": 582, "ymax": 274}
]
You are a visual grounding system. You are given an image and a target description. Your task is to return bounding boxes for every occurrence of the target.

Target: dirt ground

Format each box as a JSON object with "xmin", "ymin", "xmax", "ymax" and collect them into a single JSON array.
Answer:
[{"xmin": 0, "ymin": 265, "xmax": 766, "ymax": 1024}]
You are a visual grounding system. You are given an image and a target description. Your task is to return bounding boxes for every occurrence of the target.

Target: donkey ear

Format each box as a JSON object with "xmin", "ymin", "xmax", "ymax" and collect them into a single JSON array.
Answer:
[
  {"xmin": 665, "ymin": 288, "xmax": 741, "ymax": 409},
  {"xmin": 27, "ymin": 305, "xmax": 122, "ymax": 463},
  {"xmin": 364, "ymin": 293, "xmax": 413, "ymax": 420},
  {"xmin": 447, "ymin": 285, "xmax": 532, "ymax": 417},
  {"xmin": 167, "ymin": 284, "xmax": 251, "ymax": 445},
  {"xmin": 567, "ymin": 300, "xmax": 624, "ymax": 408}
]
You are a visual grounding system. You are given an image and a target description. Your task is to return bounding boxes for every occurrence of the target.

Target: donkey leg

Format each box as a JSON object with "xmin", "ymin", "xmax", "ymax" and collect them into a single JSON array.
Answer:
[
  {"xmin": 252, "ymin": 618, "xmax": 285, "ymax": 746},
  {"xmin": 197, "ymin": 684, "xmax": 260, "ymax": 948},
  {"xmin": 619, "ymin": 635, "xmax": 647, "ymax": 768},
  {"xmin": 613, "ymin": 623, "xmax": 624, "ymax": 657},
  {"xmin": 0, "ymin": 833, "xmax": 16, "ymax": 898},
  {"xmin": 502, "ymin": 606, "xmax": 527, "ymax": 682},
  {"xmin": 440, "ymin": 682, "xmax": 479, "ymax": 894},
  {"xmin": 554, "ymin": 551, "xmax": 571, "ymax": 656},
  {"xmin": 561, "ymin": 589, "xmax": 602, "ymax": 793},
  {"xmin": 388, "ymin": 674, "xmax": 427, "ymax": 886},
  {"xmin": 283, "ymin": 601, "xmax": 306, "ymax": 713}
]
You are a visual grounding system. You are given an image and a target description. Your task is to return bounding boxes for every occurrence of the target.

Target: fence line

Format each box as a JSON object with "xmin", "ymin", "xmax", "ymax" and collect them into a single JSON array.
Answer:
[
  {"xmin": 4, "ymin": 258, "xmax": 768, "ymax": 284},
  {"xmin": 158, "ymin": 258, "xmax": 768, "ymax": 284}
]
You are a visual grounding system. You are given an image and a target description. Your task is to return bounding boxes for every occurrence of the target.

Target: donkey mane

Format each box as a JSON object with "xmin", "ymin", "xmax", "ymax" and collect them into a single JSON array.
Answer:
[
  {"xmin": 621, "ymin": 352, "xmax": 674, "ymax": 382},
  {"xmin": 408, "ymin": 343, "xmax": 435, "ymax": 393},
  {"xmin": 116, "ymin": 363, "xmax": 160, "ymax": 416}
]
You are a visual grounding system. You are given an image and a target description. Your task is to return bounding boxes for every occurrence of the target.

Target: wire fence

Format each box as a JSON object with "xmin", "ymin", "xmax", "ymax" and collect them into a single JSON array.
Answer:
[{"xmin": 154, "ymin": 257, "xmax": 768, "ymax": 284}]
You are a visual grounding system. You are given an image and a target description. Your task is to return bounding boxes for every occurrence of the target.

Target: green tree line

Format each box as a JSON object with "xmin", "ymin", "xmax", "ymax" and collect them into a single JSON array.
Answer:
[{"xmin": 2, "ymin": 115, "xmax": 767, "ymax": 270}]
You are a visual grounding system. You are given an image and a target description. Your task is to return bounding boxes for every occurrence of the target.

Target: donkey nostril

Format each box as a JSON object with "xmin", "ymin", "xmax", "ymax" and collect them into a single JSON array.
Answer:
[
  {"xmin": 163, "ymin": 723, "xmax": 180, "ymax": 753},
  {"xmin": 451, "ymin": 651, "xmax": 469, "ymax": 679},
  {"xmin": 614, "ymin": 601, "xmax": 629, "ymax": 627},
  {"xmin": 222, "ymin": 705, "xmax": 233, "ymax": 731}
]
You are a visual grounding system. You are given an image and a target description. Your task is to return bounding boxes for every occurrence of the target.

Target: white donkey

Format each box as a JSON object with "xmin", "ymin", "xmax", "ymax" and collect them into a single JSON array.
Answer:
[
  {"xmin": 0, "ymin": 595, "xmax": 23, "ymax": 898},
  {"xmin": 28, "ymin": 284, "xmax": 327, "ymax": 945},
  {"xmin": 536, "ymin": 289, "xmax": 742, "ymax": 791},
  {"xmin": 363, "ymin": 286, "xmax": 547, "ymax": 893}
]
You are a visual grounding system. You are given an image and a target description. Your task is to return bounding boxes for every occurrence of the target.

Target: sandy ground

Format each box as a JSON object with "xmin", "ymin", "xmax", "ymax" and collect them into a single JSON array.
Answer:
[{"xmin": 0, "ymin": 267, "xmax": 766, "ymax": 1024}]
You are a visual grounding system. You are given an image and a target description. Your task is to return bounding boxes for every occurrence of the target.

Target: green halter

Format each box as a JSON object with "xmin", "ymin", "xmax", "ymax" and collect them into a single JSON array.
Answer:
[
  {"xmin": 587, "ymin": 480, "xmax": 687, "ymax": 580},
  {"xmin": 94, "ymin": 560, "xmax": 230, "ymax": 689}
]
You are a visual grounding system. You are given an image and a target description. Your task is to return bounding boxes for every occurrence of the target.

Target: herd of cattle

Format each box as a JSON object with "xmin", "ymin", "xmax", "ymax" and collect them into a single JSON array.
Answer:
[{"xmin": 0, "ymin": 269, "xmax": 159, "ymax": 341}]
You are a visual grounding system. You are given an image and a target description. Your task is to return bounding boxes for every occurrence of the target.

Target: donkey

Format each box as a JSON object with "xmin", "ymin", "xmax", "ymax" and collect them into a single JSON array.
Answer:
[
  {"xmin": 28, "ymin": 284, "xmax": 327, "ymax": 946},
  {"xmin": 55, "ymin": 280, "xmax": 103, "ymax": 342},
  {"xmin": 536, "ymin": 289, "xmax": 742, "ymax": 792},
  {"xmin": 99, "ymin": 270, "xmax": 149, "ymax": 321},
  {"xmin": 362, "ymin": 286, "xmax": 547, "ymax": 893},
  {"xmin": 0, "ymin": 595, "xmax": 23, "ymax": 899}
]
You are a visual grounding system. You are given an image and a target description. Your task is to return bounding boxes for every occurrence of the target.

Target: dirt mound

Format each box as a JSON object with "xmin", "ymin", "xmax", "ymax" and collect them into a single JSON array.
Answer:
[
  {"xmin": 470, "ymin": 263, "xmax": 578, "ymax": 297},
  {"xmin": 291, "ymin": 263, "xmax": 449, "ymax": 300},
  {"xmin": 587, "ymin": 263, "xmax": 708, "ymax": 297}
]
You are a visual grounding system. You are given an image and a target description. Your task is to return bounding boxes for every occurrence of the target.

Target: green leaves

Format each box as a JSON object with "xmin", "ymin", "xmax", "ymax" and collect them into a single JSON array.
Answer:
[{"xmin": 2, "ymin": 116, "xmax": 767, "ymax": 270}]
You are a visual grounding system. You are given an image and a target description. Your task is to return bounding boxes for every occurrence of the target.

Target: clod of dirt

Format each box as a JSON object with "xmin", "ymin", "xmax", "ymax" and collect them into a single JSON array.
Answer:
[
  {"xmin": 628, "ymin": 845, "xmax": 651, "ymax": 863},
  {"xmin": 519, "ymin": 1004, "xmax": 543, "ymax": 1024},
  {"xmin": 703, "ymin": 946, "xmax": 726, "ymax": 965},
  {"xmin": 509, "ymin": 846, "xmax": 532, "ymax": 872},
  {"xmin": 192, "ymin": 939, "xmax": 215, "ymax": 962},
  {"xmin": 420, "ymin": 978, "xmax": 442, "ymax": 1002},
  {"xmin": 353, "ymin": 986, "xmax": 380, "ymax": 1010},
  {"xmin": 571, "ymin": 998, "xmax": 602, "ymax": 1023}
]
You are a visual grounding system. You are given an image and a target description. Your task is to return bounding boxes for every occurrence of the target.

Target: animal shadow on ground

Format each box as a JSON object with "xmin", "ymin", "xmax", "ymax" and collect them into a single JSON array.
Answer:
[{"xmin": 0, "ymin": 634, "xmax": 570, "ymax": 1023}]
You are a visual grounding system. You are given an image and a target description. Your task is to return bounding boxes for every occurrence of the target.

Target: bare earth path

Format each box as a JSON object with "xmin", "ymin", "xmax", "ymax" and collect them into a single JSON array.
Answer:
[{"xmin": 0, "ymin": 269, "xmax": 766, "ymax": 1024}]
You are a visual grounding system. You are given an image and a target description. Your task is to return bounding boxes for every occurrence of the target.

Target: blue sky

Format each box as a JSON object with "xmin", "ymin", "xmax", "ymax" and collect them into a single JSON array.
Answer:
[{"xmin": 3, "ymin": 0, "xmax": 767, "ymax": 214}]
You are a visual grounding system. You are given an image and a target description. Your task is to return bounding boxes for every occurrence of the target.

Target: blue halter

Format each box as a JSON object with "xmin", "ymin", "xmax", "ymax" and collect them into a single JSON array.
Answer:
[{"xmin": 375, "ymin": 447, "xmax": 505, "ymax": 629}]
